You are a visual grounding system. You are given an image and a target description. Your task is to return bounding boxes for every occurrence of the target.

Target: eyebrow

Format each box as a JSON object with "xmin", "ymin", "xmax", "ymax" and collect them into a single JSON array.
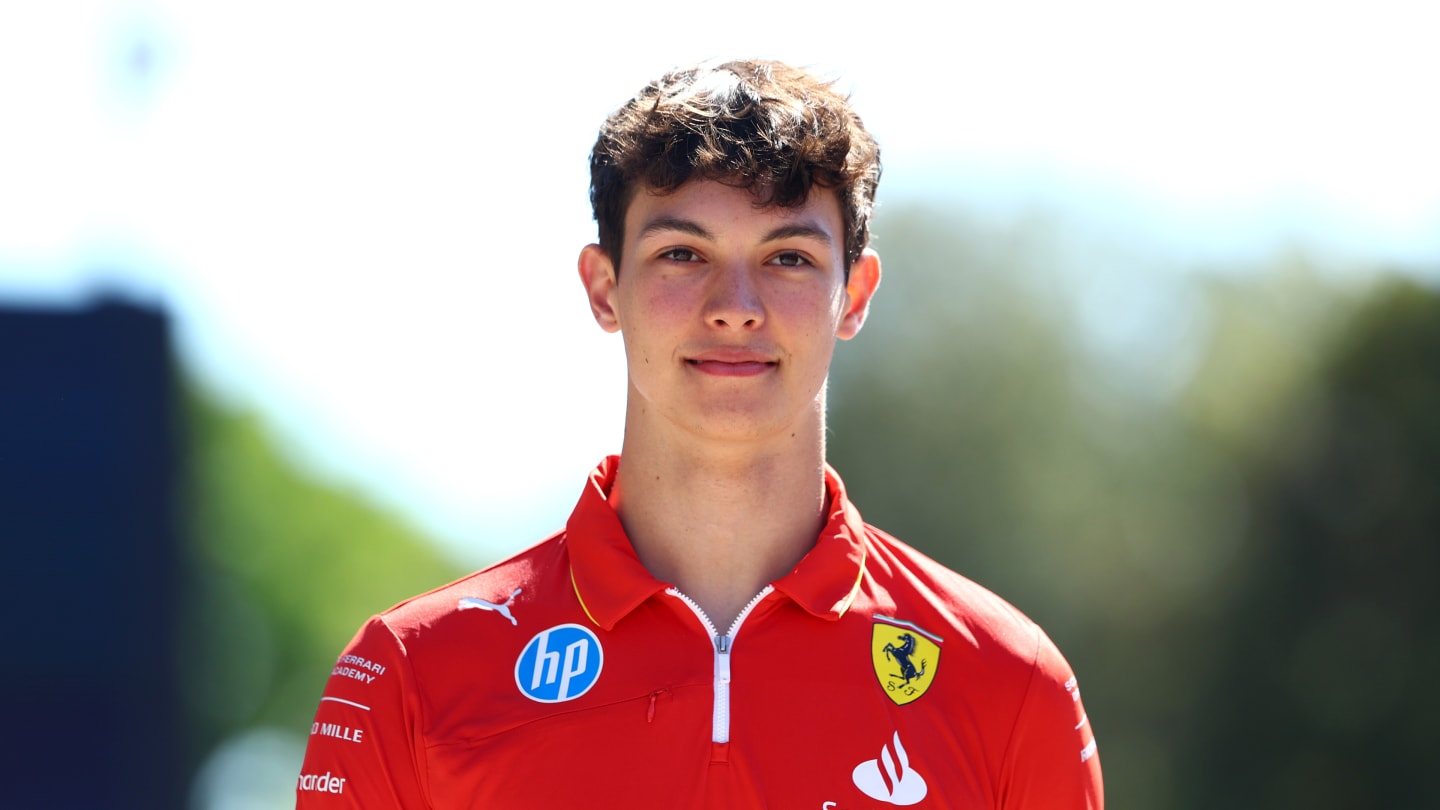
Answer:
[
  {"xmin": 635, "ymin": 216, "xmax": 835, "ymax": 245},
  {"xmin": 761, "ymin": 223, "xmax": 834, "ymax": 245},
  {"xmin": 637, "ymin": 216, "xmax": 712, "ymax": 242}
]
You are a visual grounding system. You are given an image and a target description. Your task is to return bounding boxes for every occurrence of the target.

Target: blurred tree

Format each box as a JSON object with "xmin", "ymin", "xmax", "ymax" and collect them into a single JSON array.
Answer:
[
  {"xmin": 1180, "ymin": 277, "xmax": 1440, "ymax": 809},
  {"xmin": 180, "ymin": 385, "xmax": 466, "ymax": 780}
]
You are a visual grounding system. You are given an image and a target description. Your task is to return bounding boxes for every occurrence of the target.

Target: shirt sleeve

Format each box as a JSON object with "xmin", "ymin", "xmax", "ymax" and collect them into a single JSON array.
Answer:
[
  {"xmin": 296, "ymin": 616, "xmax": 430, "ymax": 808},
  {"xmin": 997, "ymin": 629, "xmax": 1104, "ymax": 809}
]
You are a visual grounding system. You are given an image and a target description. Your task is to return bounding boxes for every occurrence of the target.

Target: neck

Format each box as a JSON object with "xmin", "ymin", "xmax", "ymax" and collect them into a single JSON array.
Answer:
[{"xmin": 609, "ymin": 420, "xmax": 829, "ymax": 633}]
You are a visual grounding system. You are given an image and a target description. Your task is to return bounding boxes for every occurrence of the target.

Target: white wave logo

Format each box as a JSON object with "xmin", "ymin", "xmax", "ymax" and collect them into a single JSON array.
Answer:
[{"xmin": 852, "ymin": 731, "xmax": 928, "ymax": 805}]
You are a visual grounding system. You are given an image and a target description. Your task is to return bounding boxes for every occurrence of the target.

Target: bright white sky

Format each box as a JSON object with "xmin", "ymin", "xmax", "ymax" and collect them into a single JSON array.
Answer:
[{"xmin": 3, "ymin": 0, "xmax": 1437, "ymax": 567}]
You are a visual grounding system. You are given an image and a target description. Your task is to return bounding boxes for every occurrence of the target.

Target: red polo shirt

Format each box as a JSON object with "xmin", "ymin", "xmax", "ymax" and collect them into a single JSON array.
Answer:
[{"xmin": 297, "ymin": 457, "xmax": 1102, "ymax": 808}]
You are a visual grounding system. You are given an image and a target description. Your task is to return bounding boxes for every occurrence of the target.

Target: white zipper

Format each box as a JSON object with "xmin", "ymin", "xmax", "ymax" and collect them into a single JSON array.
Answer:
[{"xmin": 667, "ymin": 585, "xmax": 774, "ymax": 744}]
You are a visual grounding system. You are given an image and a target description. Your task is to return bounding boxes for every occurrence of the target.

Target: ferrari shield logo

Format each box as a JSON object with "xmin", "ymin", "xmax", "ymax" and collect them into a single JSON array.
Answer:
[{"xmin": 871, "ymin": 615, "xmax": 942, "ymax": 705}]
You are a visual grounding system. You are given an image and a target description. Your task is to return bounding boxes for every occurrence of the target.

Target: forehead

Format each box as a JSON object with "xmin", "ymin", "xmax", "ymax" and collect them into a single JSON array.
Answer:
[{"xmin": 623, "ymin": 180, "xmax": 843, "ymax": 247}]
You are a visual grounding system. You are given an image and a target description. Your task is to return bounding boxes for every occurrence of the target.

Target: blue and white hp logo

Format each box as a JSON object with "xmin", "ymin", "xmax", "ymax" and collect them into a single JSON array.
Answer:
[{"xmin": 515, "ymin": 624, "xmax": 603, "ymax": 703}]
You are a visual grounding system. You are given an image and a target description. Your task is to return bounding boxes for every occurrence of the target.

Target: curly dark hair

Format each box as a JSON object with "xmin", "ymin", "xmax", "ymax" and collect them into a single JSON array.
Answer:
[{"xmin": 589, "ymin": 59, "xmax": 882, "ymax": 271}]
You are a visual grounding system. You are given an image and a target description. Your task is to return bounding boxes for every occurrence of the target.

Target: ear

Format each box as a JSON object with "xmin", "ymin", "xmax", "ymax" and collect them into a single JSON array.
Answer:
[
  {"xmin": 836, "ymin": 248, "xmax": 881, "ymax": 340},
  {"xmin": 578, "ymin": 244, "xmax": 621, "ymax": 333}
]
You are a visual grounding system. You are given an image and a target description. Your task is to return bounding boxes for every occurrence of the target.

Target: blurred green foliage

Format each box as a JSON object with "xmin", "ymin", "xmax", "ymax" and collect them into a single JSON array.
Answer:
[
  {"xmin": 180, "ymin": 202, "xmax": 1439, "ymax": 808},
  {"xmin": 181, "ymin": 391, "xmax": 464, "ymax": 777},
  {"xmin": 1177, "ymin": 278, "xmax": 1440, "ymax": 809}
]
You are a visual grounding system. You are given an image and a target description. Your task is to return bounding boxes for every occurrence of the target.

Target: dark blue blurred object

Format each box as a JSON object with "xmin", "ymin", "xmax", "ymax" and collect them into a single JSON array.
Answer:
[{"xmin": 0, "ymin": 299, "xmax": 182, "ymax": 808}]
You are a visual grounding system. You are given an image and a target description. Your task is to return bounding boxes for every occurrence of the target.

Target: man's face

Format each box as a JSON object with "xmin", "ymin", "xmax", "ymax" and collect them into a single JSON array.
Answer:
[{"xmin": 579, "ymin": 180, "xmax": 880, "ymax": 446}]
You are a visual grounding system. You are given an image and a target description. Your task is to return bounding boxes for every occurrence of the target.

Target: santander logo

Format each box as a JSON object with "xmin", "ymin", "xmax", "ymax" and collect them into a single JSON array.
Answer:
[{"xmin": 852, "ymin": 731, "xmax": 928, "ymax": 805}]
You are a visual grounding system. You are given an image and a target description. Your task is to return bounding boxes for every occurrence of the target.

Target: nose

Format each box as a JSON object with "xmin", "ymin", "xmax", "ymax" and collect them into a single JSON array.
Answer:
[{"xmin": 703, "ymin": 263, "xmax": 764, "ymax": 329}]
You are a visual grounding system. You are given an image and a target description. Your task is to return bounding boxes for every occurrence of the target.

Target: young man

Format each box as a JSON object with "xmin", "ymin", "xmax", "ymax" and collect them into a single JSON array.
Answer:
[{"xmin": 297, "ymin": 60, "xmax": 1102, "ymax": 808}]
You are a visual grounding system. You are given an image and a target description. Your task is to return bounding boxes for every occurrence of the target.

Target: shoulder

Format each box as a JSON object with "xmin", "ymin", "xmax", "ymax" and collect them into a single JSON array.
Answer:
[
  {"xmin": 854, "ymin": 523, "xmax": 1083, "ymax": 712},
  {"xmin": 298, "ymin": 533, "xmax": 584, "ymax": 805},
  {"xmin": 325, "ymin": 529, "xmax": 586, "ymax": 704},
  {"xmin": 376, "ymin": 529, "xmax": 570, "ymax": 636},
  {"xmin": 858, "ymin": 524, "xmax": 1042, "ymax": 637},
  {"xmin": 334, "ymin": 529, "xmax": 582, "ymax": 687},
  {"xmin": 855, "ymin": 525, "xmax": 1102, "ymax": 804}
]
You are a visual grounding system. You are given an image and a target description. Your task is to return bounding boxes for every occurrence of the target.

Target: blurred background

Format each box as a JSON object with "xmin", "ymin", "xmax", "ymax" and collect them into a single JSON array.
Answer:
[{"xmin": 2, "ymin": 1, "xmax": 1436, "ymax": 807}]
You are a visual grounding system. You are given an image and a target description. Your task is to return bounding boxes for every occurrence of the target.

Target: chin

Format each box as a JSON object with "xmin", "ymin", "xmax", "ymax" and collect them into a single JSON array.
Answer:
[{"xmin": 682, "ymin": 405, "xmax": 817, "ymax": 444}]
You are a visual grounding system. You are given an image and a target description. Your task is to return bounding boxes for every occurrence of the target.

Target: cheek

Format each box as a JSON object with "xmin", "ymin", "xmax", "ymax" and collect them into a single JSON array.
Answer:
[
  {"xmin": 616, "ymin": 282, "xmax": 675, "ymax": 329},
  {"xmin": 616, "ymin": 292, "xmax": 688, "ymax": 364},
  {"xmin": 774, "ymin": 287, "xmax": 847, "ymax": 336},
  {"xmin": 628, "ymin": 275, "xmax": 696, "ymax": 317}
]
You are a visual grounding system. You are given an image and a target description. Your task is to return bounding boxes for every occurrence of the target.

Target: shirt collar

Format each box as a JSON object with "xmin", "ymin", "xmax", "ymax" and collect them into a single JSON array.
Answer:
[{"xmin": 567, "ymin": 456, "xmax": 869, "ymax": 630}]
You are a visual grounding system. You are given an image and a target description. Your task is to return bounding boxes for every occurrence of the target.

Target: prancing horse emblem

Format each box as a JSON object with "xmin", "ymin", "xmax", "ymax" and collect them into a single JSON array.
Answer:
[
  {"xmin": 884, "ymin": 633, "xmax": 927, "ymax": 685},
  {"xmin": 870, "ymin": 616, "xmax": 942, "ymax": 706},
  {"xmin": 459, "ymin": 588, "xmax": 522, "ymax": 625}
]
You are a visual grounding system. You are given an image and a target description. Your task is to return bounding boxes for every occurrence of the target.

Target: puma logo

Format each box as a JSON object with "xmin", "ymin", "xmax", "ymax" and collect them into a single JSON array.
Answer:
[{"xmin": 458, "ymin": 588, "xmax": 523, "ymax": 625}]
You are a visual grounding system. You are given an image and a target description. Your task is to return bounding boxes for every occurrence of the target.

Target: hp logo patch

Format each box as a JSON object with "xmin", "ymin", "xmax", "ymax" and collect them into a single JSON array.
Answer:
[{"xmin": 515, "ymin": 624, "xmax": 603, "ymax": 703}]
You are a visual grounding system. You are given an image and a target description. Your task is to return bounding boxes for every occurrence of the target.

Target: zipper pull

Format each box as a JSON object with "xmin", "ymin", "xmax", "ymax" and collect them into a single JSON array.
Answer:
[
  {"xmin": 647, "ymin": 688, "xmax": 668, "ymax": 723},
  {"xmin": 716, "ymin": 635, "xmax": 731, "ymax": 686}
]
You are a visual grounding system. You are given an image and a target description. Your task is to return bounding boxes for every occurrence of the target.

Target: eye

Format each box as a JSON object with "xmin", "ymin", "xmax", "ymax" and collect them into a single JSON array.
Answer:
[
  {"xmin": 660, "ymin": 247, "xmax": 701, "ymax": 263},
  {"xmin": 769, "ymin": 251, "xmax": 812, "ymax": 268}
]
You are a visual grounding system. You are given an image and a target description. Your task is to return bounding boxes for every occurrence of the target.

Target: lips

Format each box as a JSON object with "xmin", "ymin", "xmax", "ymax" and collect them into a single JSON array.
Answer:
[{"xmin": 685, "ymin": 349, "xmax": 778, "ymax": 377}]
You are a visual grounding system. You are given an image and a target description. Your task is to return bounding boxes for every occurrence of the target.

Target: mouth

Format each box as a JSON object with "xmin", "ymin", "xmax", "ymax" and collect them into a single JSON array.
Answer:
[{"xmin": 685, "ymin": 351, "xmax": 778, "ymax": 377}]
